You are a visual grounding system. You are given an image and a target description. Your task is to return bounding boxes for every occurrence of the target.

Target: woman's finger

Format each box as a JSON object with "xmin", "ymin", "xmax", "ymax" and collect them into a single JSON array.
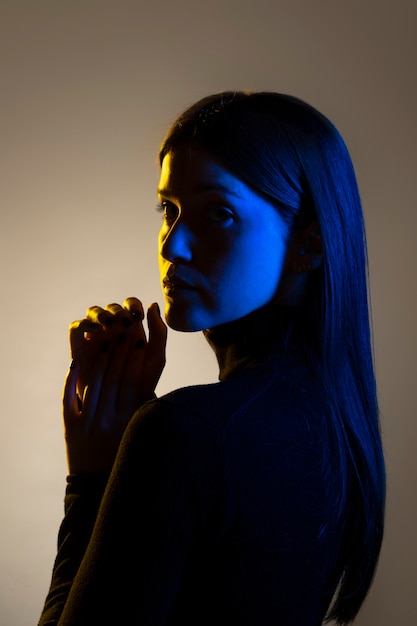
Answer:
[
  {"xmin": 105, "ymin": 302, "xmax": 125, "ymax": 316},
  {"xmin": 105, "ymin": 302, "xmax": 143, "ymax": 329},
  {"xmin": 68, "ymin": 318, "xmax": 100, "ymax": 359},
  {"xmin": 68, "ymin": 318, "xmax": 106, "ymax": 400},
  {"xmin": 123, "ymin": 297, "xmax": 145, "ymax": 322},
  {"xmin": 147, "ymin": 303, "xmax": 167, "ymax": 364},
  {"xmin": 109, "ymin": 301, "xmax": 164, "ymax": 415},
  {"xmin": 63, "ymin": 359, "xmax": 81, "ymax": 425},
  {"xmin": 86, "ymin": 305, "xmax": 116, "ymax": 328},
  {"xmin": 118, "ymin": 333, "xmax": 148, "ymax": 413},
  {"xmin": 144, "ymin": 302, "xmax": 167, "ymax": 389},
  {"xmin": 91, "ymin": 328, "xmax": 136, "ymax": 429}
]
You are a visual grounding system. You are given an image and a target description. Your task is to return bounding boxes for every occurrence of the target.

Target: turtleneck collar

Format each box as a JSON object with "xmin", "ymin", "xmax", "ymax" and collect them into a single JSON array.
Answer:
[{"xmin": 203, "ymin": 303, "xmax": 303, "ymax": 382}]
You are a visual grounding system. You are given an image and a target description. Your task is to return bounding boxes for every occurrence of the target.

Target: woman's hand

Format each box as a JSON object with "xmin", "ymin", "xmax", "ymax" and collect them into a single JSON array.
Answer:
[{"xmin": 63, "ymin": 297, "xmax": 167, "ymax": 474}]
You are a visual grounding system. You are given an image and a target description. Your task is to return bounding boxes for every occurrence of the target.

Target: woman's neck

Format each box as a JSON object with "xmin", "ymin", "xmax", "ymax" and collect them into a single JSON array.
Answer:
[{"xmin": 203, "ymin": 303, "xmax": 302, "ymax": 381}]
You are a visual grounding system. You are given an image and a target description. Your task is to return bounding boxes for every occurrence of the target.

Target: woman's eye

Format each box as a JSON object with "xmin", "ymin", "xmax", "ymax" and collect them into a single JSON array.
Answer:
[
  {"xmin": 156, "ymin": 202, "xmax": 178, "ymax": 225},
  {"xmin": 207, "ymin": 206, "xmax": 234, "ymax": 224}
]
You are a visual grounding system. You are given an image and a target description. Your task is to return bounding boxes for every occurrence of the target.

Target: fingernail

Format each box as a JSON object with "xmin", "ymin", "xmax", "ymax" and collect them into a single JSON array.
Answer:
[{"xmin": 131, "ymin": 309, "xmax": 144, "ymax": 321}]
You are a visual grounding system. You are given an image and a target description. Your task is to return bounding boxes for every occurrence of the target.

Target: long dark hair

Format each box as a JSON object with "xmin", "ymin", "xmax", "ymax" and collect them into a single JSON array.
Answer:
[{"xmin": 159, "ymin": 92, "xmax": 385, "ymax": 624}]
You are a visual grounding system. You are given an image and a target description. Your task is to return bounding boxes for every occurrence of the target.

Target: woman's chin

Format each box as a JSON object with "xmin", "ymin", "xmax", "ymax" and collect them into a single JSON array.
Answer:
[{"xmin": 164, "ymin": 308, "xmax": 205, "ymax": 333}]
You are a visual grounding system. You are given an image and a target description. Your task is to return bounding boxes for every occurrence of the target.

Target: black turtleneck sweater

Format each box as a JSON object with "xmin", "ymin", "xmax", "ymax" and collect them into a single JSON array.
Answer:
[{"xmin": 39, "ymin": 307, "xmax": 342, "ymax": 626}]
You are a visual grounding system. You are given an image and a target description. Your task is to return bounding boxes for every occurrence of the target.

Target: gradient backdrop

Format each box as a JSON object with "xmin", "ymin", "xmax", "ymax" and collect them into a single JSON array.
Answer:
[{"xmin": 1, "ymin": 1, "xmax": 416, "ymax": 623}]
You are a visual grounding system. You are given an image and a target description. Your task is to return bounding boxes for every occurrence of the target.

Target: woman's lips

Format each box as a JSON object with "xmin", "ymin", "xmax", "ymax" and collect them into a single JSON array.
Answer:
[{"xmin": 162, "ymin": 275, "xmax": 196, "ymax": 295}]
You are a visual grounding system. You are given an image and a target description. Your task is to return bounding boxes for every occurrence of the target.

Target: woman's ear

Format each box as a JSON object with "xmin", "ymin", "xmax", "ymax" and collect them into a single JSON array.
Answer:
[{"xmin": 287, "ymin": 220, "xmax": 323, "ymax": 274}]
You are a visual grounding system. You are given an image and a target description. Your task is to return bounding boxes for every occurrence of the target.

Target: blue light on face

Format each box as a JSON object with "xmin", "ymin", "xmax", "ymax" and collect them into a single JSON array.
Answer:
[{"xmin": 158, "ymin": 145, "xmax": 290, "ymax": 331}]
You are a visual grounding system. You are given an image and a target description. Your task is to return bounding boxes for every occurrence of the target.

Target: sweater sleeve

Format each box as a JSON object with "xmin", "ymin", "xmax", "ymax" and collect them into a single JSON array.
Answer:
[
  {"xmin": 38, "ymin": 474, "xmax": 109, "ymax": 625},
  {"xmin": 38, "ymin": 397, "xmax": 226, "ymax": 625}
]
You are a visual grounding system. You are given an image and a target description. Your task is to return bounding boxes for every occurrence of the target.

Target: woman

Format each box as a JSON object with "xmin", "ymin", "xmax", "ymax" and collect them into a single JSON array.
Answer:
[{"xmin": 39, "ymin": 92, "xmax": 385, "ymax": 625}]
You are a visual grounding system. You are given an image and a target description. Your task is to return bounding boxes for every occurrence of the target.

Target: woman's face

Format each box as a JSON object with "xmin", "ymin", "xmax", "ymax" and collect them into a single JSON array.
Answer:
[{"xmin": 157, "ymin": 144, "xmax": 290, "ymax": 331}]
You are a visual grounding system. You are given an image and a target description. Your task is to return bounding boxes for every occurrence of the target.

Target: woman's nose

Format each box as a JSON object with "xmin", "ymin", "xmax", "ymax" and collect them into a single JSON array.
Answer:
[{"xmin": 159, "ymin": 221, "xmax": 194, "ymax": 263}]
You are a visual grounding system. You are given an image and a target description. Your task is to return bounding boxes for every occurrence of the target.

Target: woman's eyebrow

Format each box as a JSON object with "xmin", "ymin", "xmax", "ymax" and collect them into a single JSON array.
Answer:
[{"xmin": 157, "ymin": 182, "xmax": 242, "ymax": 197}]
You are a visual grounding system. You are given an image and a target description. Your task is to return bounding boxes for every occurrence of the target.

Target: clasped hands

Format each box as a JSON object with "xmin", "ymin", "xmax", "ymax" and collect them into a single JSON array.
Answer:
[{"xmin": 63, "ymin": 297, "xmax": 167, "ymax": 474}]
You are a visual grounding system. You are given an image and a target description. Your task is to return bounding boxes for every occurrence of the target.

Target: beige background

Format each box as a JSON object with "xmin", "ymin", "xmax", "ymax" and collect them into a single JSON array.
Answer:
[{"xmin": 1, "ymin": 1, "xmax": 416, "ymax": 623}]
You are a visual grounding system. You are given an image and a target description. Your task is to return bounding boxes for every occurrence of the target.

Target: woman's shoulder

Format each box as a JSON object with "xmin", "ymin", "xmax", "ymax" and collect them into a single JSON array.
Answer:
[
  {"xmin": 130, "ymin": 352, "xmax": 324, "ymax": 442},
  {"xmin": 117, "ymin": 353, "xmax": 329, "ymax": 521}
]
